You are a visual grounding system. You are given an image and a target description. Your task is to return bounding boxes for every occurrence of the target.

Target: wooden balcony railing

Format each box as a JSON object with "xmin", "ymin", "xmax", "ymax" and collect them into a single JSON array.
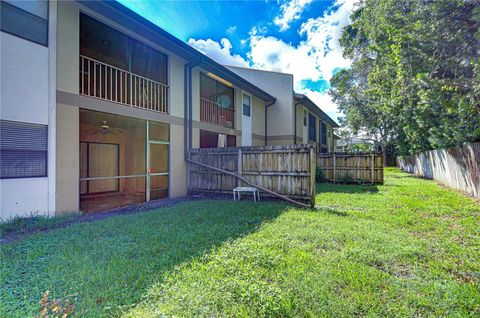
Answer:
[
  {"xmin": 79, "ymin": 55, "xmax": 168, "ymax": 113},
  {"xmin": 200, "ymin": 98, "xmax": 234, "ymax": 128}
]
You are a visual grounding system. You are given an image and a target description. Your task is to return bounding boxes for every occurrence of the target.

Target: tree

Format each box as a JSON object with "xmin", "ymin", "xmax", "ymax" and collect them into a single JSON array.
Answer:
[{"xmin": 330, "ymin": 0, "xmax": 480, "ymax": 157}]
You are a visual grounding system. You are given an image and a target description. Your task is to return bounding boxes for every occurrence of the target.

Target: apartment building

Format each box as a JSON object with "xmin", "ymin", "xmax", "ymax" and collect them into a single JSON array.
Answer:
[
  {"xmin": 226, "ymin": 66, "xmax": 339, "ymax": 152},
  {"xmin": 0, "ymin": 0, "xmax": 336, "ymax": 219}
]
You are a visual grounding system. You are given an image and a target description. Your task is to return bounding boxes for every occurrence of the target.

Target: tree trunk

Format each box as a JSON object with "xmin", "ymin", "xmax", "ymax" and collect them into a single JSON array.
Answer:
[{"xmin": 381, "ymin": 143, "xmax": 388, "ymax": 167}]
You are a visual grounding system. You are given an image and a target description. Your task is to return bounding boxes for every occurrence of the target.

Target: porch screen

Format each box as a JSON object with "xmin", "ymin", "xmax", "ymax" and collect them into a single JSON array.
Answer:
[
  {"xmin": 80, "ymin": 142, "xmax": 119, "ymax": 194},
  {"xmin": 80, "ymin": 13, "xmax": 167, "ymax": 84},
  {"xmin": 200, "ymin": 73, "xmax": 234, "ymax": 108}
]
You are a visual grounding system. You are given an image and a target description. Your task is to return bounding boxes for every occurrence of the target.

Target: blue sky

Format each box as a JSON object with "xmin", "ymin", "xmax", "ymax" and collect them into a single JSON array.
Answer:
[{"xmin": 117, "ymin": 0, "xmax": 355, "ymax": 120}]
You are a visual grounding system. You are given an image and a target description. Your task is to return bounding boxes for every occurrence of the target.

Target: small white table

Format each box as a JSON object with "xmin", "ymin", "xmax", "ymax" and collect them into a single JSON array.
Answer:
[{"xmin": 233, "ymin": 187, "xmax": 260, "ymax": 202}]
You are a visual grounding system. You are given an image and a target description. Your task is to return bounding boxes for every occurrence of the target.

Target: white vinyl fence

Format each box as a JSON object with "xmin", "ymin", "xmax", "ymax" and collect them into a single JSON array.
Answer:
[{"xmin": 397, "ymin": 142, "xmax": 479, "ymax": 197}]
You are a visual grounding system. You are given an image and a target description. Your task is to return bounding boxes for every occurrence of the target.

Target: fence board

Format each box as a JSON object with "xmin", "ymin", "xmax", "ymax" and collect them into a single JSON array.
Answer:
[
  {"xmin": 316, "ymin": 152, "xmax": 384, "ymax": 184},
  {"xmin": 188, "ymin": 144, "xmax": 316, "ymax": 204},
  {"xmin": 397, "ymin": 142, "xmax": 479, "ymax": 197}
]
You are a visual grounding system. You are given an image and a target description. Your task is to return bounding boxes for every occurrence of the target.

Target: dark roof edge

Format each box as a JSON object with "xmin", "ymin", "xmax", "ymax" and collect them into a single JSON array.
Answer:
[
  {"xmin": 77, "ymin": 0, "xmax": 275, "ymax": 103},
  {"xmin": 294, "ymin": 93, "xmax": 339, "ymax": 128}
]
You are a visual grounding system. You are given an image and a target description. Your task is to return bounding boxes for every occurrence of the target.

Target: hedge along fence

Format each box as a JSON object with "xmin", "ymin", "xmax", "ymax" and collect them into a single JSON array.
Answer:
[
  {"xmin": 188, "ymin": 144, "xmax": 317, "ymax": 206},
  {"xmin": 397, "ymin": 142, "xmax": 479, "ymax": 197},
  {"xmin": 316, "ymin": 152, "xmax": 384, "ymax": 184}
]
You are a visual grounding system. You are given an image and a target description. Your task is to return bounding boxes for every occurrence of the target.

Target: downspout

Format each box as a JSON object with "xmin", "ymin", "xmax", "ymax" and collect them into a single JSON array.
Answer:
[
  {"xmin": 264, "ymin": 100, "xmax": 275, "ymax": 146},
  {"xmin": 293, "ymin": 102, "xmax": 302, "ymax": 144},
  {"xmin": 183, "ymin": 60, "xmax": 201, "ymax": 161},
  {"xmin": 189, "ymin": 61, "xmax": 201, "ymax": 152}
]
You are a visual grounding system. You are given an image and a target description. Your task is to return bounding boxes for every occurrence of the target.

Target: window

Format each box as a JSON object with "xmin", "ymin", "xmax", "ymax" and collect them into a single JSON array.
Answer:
[
  {"xmin": 303, "ymin": 110, "xmax": 307, "ymax": 126},
  {"xmin": 0, "ymin": 120, "xmax": 47, "ymax": 178},
  {"xmin": 243, "ymin": 94, "xmax": 251, "ymax": 117},
  {"xmin": 80, "ymin": 14, "xmax": 168, "ymax": 84},
  {"xmin": 308, "ymin": 113, "xmax": 316, "ymax": 141},
  {"xmin": 320, "ymin": 121, "xmax": 327, "ymax": 145},
  {"xmin": 0, "ymin": 0, "xmax": 48, "ymax": 46}
]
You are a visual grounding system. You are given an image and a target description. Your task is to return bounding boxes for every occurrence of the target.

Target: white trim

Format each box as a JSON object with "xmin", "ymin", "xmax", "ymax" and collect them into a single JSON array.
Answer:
[{"xmin": 48, "ymin": 0, "xmax": 57, "ymax": 214}]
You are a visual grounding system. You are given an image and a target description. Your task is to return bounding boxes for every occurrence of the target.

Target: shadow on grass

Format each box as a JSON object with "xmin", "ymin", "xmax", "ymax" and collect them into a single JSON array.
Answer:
[
  {"xmin": 0, "ymin": 200, "xmax": 287, "ymax": 317},
  {"xmin": 316, "ymin": 182, "xmax": 379, "ymax": 194},
  {"xmin": 315, "ymin": 205, "xmax": 349, "ymax": 217}
]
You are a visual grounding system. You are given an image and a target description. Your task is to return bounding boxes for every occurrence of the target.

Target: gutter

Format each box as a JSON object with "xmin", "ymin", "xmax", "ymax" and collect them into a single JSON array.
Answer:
[
  {"xmin": 293, "ymin": 102, "xmax": 302, "ymax": 144},
  {"xmin": 183, "ymin": 60, "xmax": 201, "ymax": 161},
  {"xmin": 264, "ymin": 100, "xmax": 276, "ymax": 145}
]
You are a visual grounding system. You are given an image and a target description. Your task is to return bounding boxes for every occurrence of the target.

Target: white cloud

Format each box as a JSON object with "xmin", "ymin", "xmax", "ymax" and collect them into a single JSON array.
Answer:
[
  {"xmin": 249, "ymin": 0, "xmax": 354, "ymax": 85},
  {"xmin": 274, "ymin": 0, "xmax": 313, "ymax": 32},
  {"xmin": 226, "ymin": 26, "xmax": 237, "ymax": 35},
  {"xmin": 188, "ymin": 0, "xmax": 356, "ymax": 117},
  {"xmin": 298, "ymin": 0, "xmax": 354, "ymax": 81},
  {"xmin": 187, "ymin": 38, "xmax": 249, "ymax": 67},
  {"xmin": 301, "ymin": 88, "xmax": 342, "ymax": 120},
  {"xmin": 248, "ymin": 35, "xmax": 319, "ymax": 82}
]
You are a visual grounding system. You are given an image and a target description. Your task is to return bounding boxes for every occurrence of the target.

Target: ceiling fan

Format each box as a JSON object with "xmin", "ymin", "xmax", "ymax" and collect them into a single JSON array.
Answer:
[{"xmin": 84, "ymin": 120, "xmax": 125, "ymax": 135}]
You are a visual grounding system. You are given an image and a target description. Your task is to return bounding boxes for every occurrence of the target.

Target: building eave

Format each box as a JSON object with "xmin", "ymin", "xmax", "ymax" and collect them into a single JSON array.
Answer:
[{"xmin": 294, "ymin": 93, "xmax": 339, "ymax": 128}]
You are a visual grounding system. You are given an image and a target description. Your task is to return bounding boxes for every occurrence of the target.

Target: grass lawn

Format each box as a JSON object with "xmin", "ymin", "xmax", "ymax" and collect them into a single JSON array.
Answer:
[{"xmin": 1, "ymin": 168, "xmax": 479, "ymax": 317}]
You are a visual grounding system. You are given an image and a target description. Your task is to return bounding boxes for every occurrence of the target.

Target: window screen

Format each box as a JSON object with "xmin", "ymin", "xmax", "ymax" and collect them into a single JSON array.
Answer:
[
  {"xmin": 0, "ymin": 120, "xmax": 48, "ymax": 178},
  {"xmin": 1, "ymin": 0, "xmax": 48, "ymax": 46}
]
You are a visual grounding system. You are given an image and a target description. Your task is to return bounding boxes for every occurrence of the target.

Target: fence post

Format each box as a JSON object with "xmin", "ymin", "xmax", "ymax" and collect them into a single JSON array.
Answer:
[
  {"xmin": 237, "ymin": 148, "xmax": 242, "ymax": 187},
  {"xmin": 333, "ymin": 153, "xmax": 336, "ymax": 184},
  {"xmin": 310, "ymin": 147, "xmax": 316, "ymax": 208},
  {"xmin": 371, "ymin": 153, "xmax": 375, "ymax": 184}
]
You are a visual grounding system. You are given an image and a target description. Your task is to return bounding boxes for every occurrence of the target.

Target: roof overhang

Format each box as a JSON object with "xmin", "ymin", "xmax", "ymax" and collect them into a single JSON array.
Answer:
[
  {"xmin": 294, "ymin": 93, "xmax": 339, "ymax": 128},
  {"xmin": 76, "ymin": 0, "xmax": 276, "ymax": 104}
]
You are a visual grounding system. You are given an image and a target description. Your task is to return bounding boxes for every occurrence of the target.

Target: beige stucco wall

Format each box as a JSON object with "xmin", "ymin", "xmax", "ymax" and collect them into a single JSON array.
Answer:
[
  {"xmin": 251, "ymin": 95, "xmax": 265, "ymax": 139},
  {"xmin": 169, "ymin": 55, "xmax": 185, "ymax": 118},
  {"xmin": 169, "ymin": 124, "xmax": 187, "ymax": 196},
  {"xmin": 56, "ymin": 105, "xmax": 79, "ymax": 213},
  {"xmin": 294, "ymin": 103, "xmax": 304, "ymax": 143},
  {"xmin": 57, "ymin": 1, "xmax": 79, "ymax": 94},
  {"xmin": 226, "ymin": 66, "xmax": 294, "ymax": 141}
]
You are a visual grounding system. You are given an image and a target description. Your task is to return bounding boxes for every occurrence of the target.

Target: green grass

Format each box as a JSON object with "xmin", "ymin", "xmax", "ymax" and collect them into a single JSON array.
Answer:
[
  {"xmin": 0, "ymin": 214, "xmax": 77, "ymax": 240},
  {"xmin": 1, "ymin": 168, "xmax": 479, "ymax": 317}
]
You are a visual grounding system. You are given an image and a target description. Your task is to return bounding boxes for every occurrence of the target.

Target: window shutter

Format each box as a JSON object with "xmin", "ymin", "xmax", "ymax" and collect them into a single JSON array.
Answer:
[
  {"xmin": 0, "ymin": 1, "xmax": 48, "ymax": 46},
  {"xmin": 0, "ymin": 120, "xmax": 48, "ymax": 178}
]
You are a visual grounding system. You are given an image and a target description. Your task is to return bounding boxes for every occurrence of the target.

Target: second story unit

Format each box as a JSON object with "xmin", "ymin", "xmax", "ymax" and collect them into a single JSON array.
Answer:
[
  {"xmin": 226, "ymin": 66, "xmax": 339, "ymax": 151},
  {"xmin": 79, "ymin": 13, "xmax": 169, "ymax": 113}
]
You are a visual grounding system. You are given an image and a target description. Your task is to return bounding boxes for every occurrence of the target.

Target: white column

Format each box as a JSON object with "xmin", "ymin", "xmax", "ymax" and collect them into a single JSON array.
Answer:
[{"xmin": 48, "ymin": 0, "xmax": 57, "ymax": 214}]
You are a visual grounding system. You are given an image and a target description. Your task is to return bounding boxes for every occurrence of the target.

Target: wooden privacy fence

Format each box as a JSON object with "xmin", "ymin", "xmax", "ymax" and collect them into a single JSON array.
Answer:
[
  {"xmin": 188, "ymin": 144, "xmax": 316, "ymax": 206},
  {"xmin": 316, "ymin": 152, "xmax": 384, "ymax": 184},
  {"xmin": 397, "ymin": 142, "xmax": 479, "ymax": 197}
]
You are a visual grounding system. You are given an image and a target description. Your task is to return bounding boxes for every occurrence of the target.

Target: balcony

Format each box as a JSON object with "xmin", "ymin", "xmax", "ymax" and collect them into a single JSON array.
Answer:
[
  {"xmin": 80, "ymin": 55, "xmax": 168, "ymax": 113},
  {"xmin": 200, "ymin": 98, "xmax": 235, "ymax": 128}
]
